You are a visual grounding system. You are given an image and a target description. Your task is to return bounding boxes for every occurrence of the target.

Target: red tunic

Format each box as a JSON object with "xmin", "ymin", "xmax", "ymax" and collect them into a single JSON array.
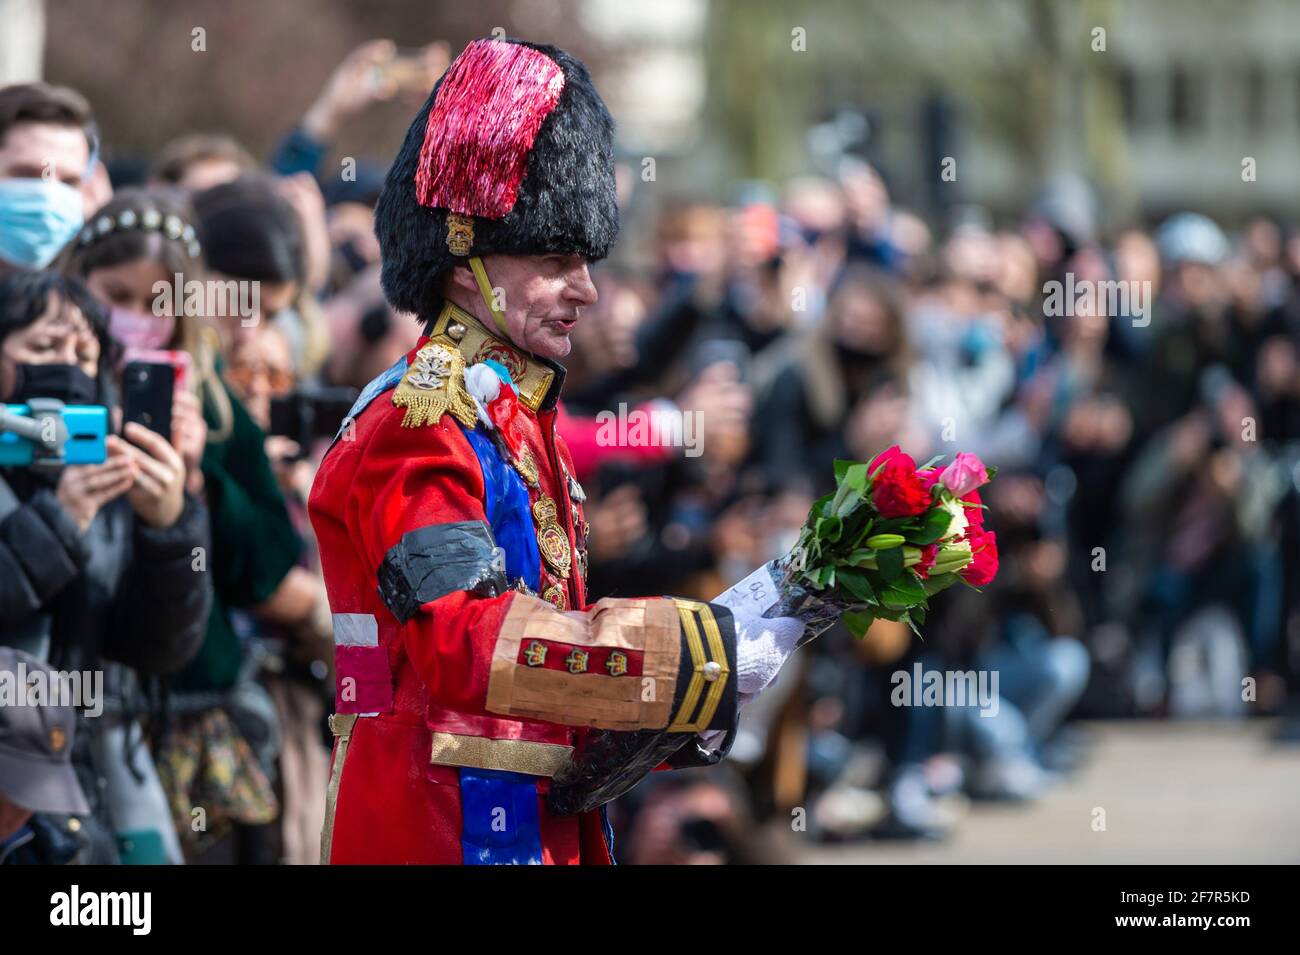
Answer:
[{"xmin": 309, "ymin": 305, "xmax": 737, "ymax": 864}]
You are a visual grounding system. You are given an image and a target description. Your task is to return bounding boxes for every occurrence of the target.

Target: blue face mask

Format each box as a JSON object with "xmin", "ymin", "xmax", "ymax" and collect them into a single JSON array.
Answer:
[{"xmin": 0, "ymin": 177, "xmax": 85, "ymax": 269}]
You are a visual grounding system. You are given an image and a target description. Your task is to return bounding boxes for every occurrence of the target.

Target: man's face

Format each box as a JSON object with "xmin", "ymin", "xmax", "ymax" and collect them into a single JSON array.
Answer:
[
  {"xmin": 0, "ymin": 121, "xmax": 90, "ymax": 186},
  {"xmin": 449, "ymin": 252, "xmax": 598, "ymax": 361},
  {"xmin": 0, "ymin": 793, "xmax": 33, "ymax": 842}
]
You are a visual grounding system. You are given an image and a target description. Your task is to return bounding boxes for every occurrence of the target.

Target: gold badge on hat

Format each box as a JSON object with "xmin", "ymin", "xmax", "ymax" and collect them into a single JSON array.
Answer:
[
  {"xmin": 49, "ymin": 726, "xmax": 66, "ymax": 753},
  {"xmin": 446, "ymin": 212, "xmax": 475, "ymax": 256}
]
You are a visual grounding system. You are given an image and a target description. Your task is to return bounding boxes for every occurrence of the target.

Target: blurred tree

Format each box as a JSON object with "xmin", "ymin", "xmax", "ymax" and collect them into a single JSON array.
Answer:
[{"xmin": 42, "ymin": 0, "xmax": 604, "ymax": 174}]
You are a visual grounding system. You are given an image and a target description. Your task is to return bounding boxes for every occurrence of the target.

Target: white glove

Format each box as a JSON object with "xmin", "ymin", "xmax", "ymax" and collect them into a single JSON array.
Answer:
[{"xmin": 733, "ymin": 608, "xmax": 805, "ymax": 707}]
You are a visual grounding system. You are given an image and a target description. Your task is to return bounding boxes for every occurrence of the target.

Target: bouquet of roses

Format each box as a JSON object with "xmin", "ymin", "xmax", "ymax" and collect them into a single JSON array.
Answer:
[{"xmin": 726, "ymin": 446, "xmax": 999, "ymax": 644}]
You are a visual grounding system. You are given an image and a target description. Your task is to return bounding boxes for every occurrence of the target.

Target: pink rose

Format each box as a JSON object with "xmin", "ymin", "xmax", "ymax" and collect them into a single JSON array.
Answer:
[{"xmin": 940, "ymin": 452, "xmax": 989, "ymax": 498}]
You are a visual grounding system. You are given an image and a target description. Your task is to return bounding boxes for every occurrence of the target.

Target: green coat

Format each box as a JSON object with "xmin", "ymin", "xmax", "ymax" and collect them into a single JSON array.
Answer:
[{"xmin": 172, "ymin": 382, "xmax": 301, "ymax": 691}]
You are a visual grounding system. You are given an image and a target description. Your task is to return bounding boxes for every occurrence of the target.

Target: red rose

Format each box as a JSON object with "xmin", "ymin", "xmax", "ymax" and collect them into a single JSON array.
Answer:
[
  {"xmin": 871, "ymin": 454, "xmax": 930, "ymax": 518},
  {"xmin": 915, "ymin": 543, "xmax": 939, "ymax": 579},
  {"xmin": 870, "ymin": 445, "xmax": 908, "ymax": 473},
  {"xmin": 960, "ymin": 526, "xmax": 999, "ymax": 586}
]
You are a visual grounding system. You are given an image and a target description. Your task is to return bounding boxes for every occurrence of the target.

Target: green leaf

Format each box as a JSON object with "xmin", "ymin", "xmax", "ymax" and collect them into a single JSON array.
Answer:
[
  {"xmin": 921, "ymin": 573, "xmax": 962, "ymax": 596},
  {"xmin": 919, "ymin": 454, "xmax": 945, "ymax": 470},
  {"xmin": 878, "ymin": 572, "xmax": 926, "ymax": 610},
  {"xmin": 850, "ymin": 519, "xmax": 877, "ymax": 546},
  {"xmin": 833, "ymin": 459, "xmax": 854, "ymax": 481},
  {"xmin": 816, "ymin": 515, "xmax": 842, "ymax": 542},
  {"xmin": 837, "ymin": 567, "xmax": 876, "ymax": 603},
  {"xmin": 842, "ymin": 462, "xmax": 869, "ymax": 492},
  {"xmin": 842, "ymin": 611, "xmax": 874, "ymax": 639},
  {"xmin": 911, "ymin": 508, "xmax": 952, "ymax": 545},
  {"xmin": 876, "ymin": 545, "xmax": 905, "ymax": 582},
  {"xmin": 887, "ymin": 573, "xmax": 926, "ymax": 603}
]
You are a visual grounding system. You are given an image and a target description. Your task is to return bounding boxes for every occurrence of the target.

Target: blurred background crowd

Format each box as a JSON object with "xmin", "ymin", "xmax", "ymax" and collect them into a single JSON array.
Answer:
[{"xmin": 1, "ymin": 0, "xmax": 1298, "ymax": 864}]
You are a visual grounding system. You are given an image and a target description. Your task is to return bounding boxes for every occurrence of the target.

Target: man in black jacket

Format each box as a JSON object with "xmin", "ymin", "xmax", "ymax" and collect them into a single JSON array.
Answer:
[{"xmin": 0, "ymin": 270, "xmax": 212, "ymax": 862}]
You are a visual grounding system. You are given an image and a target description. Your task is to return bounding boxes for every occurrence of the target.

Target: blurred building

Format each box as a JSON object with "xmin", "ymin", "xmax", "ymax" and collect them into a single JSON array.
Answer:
[{"xmin": 688, "ymin": 0, "xmax": 1300, "ymax": 227}]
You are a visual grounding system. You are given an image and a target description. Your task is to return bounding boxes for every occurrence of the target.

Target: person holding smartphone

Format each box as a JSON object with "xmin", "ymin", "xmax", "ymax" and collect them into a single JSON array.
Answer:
[{"xmin": 0, "ymin": 270, "xmax": 212, "ymax": 864}]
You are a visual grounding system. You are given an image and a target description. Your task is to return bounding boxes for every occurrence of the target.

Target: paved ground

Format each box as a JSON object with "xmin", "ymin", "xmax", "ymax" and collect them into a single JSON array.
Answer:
[{"xmin": 796, "ymin": 720, "xmax": 1300, "ymax": 864}]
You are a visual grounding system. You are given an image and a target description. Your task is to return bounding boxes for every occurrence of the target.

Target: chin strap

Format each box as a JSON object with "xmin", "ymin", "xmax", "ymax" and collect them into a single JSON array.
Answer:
[{"xmin": 468, "ymin": 256, "xmax": 512, "ymax": 340}]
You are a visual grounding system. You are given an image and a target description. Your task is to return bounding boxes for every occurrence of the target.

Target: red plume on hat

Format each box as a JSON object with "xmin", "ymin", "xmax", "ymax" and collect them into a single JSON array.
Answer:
[{"xmin": 375, "ymin": 38, "xmax": 618, "ymax": 319}]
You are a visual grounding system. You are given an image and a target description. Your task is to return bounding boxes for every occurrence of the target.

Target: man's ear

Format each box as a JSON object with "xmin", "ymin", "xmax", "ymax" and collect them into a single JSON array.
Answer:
[{"xmin": 446, "ymin": 262, "xmax": 479, "ymax": 298}]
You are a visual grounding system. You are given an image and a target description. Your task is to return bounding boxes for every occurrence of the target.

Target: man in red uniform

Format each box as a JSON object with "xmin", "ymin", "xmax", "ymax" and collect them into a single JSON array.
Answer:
[{"xmin": 310, "ymin": 37, "xmax": 810, "ymax": 864}]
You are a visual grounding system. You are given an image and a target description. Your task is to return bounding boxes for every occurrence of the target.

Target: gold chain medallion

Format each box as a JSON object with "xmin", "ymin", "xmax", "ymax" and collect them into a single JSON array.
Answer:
[
  {"xmin": 512, "ymin": 445, "xmax": 540, "ymax": 487},
  {"xmin": 532, "ymin": 497, "xmax": 572, "ymax": 580},
  {"xmin": 541, "ymin": 580, "xmax": 568, "ymax": 610}
]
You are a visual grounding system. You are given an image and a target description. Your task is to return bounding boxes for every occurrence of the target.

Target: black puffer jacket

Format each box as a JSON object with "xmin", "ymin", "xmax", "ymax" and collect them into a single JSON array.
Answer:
[
  {"xmin": 0, "ymin": 478, "xmax": 211, "ymax": 672},
  {"xmin": 0, "ymin": 473, "xmax": 212, "ymax": 861}
]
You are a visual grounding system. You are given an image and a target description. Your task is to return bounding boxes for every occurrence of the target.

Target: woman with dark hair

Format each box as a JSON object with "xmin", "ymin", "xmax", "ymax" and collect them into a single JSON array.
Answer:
[
  {"xmin": 193, "ymin": 175, "xmax": 330, "ymax": 378},
  {"xmin": 0, "ymin": 269, "xmax": 211, "ymax": 863},
  {"xmin": 64, "ymin": 187, "xmax": 315, "ymax": 864},
  {"xmin": 751, "ymin": 264, "xmax": 914, "ymax": 495}
]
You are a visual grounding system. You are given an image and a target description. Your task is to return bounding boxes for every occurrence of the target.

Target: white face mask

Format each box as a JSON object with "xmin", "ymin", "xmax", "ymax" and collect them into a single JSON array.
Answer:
[{"xmin": 0, "ymin": 177, "xmax": 86, "ymax": 269}]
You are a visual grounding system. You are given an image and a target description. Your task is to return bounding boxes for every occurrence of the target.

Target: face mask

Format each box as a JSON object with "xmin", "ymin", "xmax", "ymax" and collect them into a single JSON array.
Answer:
[
  {"xmin": 109, "ymin": 306, "xmax": 175, "ymax": 351},
  {"xmin": 0, "ymin": 178, "xmax": 86, "ymax": 269},
  {"xmin": 8, "ymin": 363, "xmax": 98, "ymax": 406}
]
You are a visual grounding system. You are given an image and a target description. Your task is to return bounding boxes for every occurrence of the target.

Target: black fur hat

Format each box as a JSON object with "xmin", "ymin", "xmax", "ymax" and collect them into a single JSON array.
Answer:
[{"xmin": 374, "ymin": 38, "xmax": 618, "ymax": 319}]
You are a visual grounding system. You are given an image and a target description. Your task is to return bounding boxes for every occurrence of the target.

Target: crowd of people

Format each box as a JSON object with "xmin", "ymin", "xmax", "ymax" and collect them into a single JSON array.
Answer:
[{"xmin": 1, "ymin": 38, "xmax": 1298, "ymax": 865}]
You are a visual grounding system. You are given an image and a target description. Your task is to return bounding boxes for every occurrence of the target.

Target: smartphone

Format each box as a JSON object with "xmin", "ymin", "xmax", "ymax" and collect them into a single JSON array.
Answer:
[
  {"xmin": 692, "ymin": 337, "xmax": 751, "ymax": 383},
  {"xmin": 270, "ymin": 387, "xmax": 359, "ymax": 447},
  {"xmin": 121, "ymin": 361, "xmax": 175, "ymax": 442},
  {"xmin": 0, "ymin": 404, "xmax": 108, "ymax": 466},
  {"xmin": 124, "ymin": 347, "xmax": 192, "ymax": 393}
]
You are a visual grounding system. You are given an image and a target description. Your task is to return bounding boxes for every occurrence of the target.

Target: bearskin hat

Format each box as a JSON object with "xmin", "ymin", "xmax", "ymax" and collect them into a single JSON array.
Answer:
[{"xmin": 374, "ymin": 38, "xmax": 618, "ymax": 319}]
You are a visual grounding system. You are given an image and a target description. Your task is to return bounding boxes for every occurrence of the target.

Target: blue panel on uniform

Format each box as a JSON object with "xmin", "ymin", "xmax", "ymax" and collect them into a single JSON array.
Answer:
[
  {"xmin": 458, "ymin": 768, "xmax": 544, "ymax": 865},
  {"xmin": 460, "ymin": 425, "xmax": 540, "ymax": 593}
]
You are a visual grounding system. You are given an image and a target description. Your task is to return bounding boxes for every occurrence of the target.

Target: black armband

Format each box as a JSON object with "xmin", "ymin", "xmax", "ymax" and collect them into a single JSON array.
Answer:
[{"xmin": 376, "ymin": 520, "xmax": 507, "ymax": 624}]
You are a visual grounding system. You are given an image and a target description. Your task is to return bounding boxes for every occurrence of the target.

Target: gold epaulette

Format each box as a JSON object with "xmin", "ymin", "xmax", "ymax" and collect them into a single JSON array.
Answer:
[
  {"xmin": 392, "ymin": 336, "xmax": 479, "ymax": 429},
  {"xmin": 392, "ymin": 301, "xmax": 560, "ymax": 428}
]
